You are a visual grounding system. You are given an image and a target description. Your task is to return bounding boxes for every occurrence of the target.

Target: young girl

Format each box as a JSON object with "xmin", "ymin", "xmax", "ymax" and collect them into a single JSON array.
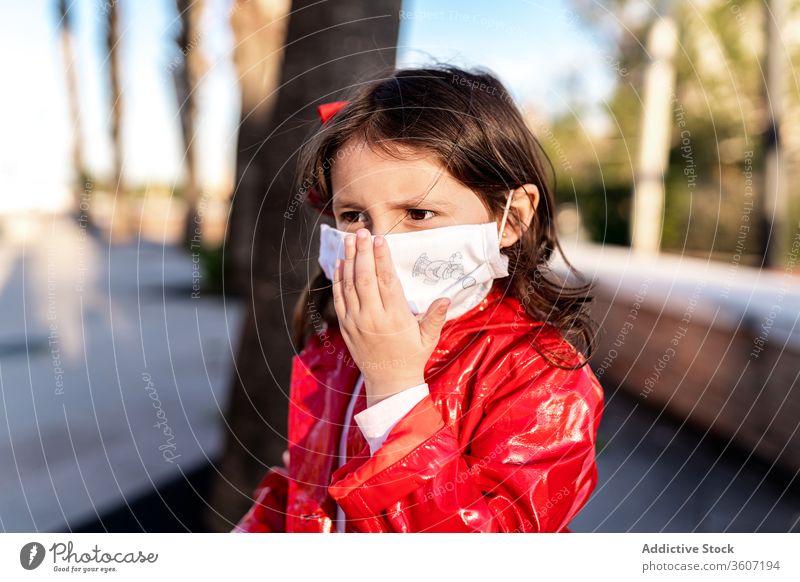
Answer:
[{"xmin": 232, "ymin": 64, "xmax": 604, "ymax": 533}]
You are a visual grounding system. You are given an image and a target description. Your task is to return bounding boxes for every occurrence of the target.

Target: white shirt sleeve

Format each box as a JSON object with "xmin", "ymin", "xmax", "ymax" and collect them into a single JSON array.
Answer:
[{"xmin": 353, "ymin": 383, "xmax": 430, "ymax": 455}]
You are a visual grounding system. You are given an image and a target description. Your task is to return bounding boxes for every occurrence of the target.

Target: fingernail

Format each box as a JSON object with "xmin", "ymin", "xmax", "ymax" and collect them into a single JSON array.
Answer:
[{"xmin": 374, "ymin": 235, "xmax": 384, "ymax": 247}]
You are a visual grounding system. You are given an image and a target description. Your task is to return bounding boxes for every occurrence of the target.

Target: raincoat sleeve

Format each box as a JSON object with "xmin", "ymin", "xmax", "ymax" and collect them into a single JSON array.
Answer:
[
  {"xmin": 327, "ymin": 348, "xmax": 604, "ymax": 533},
  {"xmin": 230, "ymin": 450, "xmax": 290, "ymax": 533}
]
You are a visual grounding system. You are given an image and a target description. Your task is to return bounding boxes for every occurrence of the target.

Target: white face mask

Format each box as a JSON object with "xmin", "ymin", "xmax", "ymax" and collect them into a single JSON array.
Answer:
[{"xmin": 317, "ymin": 190, "xmax": 514, "ymax": 322}]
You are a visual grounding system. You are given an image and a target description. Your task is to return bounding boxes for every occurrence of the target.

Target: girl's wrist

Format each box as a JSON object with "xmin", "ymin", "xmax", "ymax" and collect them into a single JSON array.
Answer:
[{"xmin": 363, "ymin": 375, "xmax": 427, "ymax": 407}]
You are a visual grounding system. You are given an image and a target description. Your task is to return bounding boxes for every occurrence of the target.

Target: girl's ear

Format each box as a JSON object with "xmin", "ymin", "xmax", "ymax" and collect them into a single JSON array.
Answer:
[{"xmin": 499, "ymin": 184, "xmax": 539, "ymax": 248}]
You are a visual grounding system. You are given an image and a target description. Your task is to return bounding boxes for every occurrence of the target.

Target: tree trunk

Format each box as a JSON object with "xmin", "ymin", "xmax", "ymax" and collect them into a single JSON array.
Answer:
[
  {"xmin": 631, "ymin": 14, "xmax": 677, "ymax": 256},
  {"xmin": 106, "ymin": 1, "xmax": 129, "ymax": 243},
  {"xmin": 174, "ymin": 0, "xmax": 206, "ymax": 249},
  {"xmin": 57, "ymin": 0, "xmax": 88, "ymax": 226},
  {"xmin": 206, "ymin": 0, "xmax": 401, "ymax": 532},
  {"xmin": 761, "ymin": 0, "xmax": 788, "ymax": 268}
]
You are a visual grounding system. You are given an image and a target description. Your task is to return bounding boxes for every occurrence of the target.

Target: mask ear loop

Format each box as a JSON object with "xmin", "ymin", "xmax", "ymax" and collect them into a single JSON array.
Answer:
[{"xmin": 498, "ymin": 189, "xmax": 514, "ymax": 245}]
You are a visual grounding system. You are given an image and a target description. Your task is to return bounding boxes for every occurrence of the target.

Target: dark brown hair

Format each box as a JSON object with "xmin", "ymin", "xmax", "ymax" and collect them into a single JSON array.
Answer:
[{"xmin": 292, "ymin": 64, "xmax": 598, "ymax": 370}]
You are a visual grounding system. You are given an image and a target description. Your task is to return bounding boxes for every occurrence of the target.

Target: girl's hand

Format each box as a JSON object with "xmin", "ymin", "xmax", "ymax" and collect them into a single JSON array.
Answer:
[{"xmin": 332, "ymin": 228, "xmax": 450, "ymax": 407}]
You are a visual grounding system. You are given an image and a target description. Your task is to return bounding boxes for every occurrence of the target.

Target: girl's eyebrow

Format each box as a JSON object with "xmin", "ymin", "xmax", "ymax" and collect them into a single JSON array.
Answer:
[
  {"xmin": 332, "ymin": 198, "xmax": 363, "ymax": 209},
  {"xmin": 331, "ymin": 195, "xmax": 364, "ymax": 210},
  {"xmin": 394, "ymin": 198, "xmax": 453, "ymax": 208},
  {"xmin": 334, "ymin": 197, "xmax": 455, "ymax": 210}
]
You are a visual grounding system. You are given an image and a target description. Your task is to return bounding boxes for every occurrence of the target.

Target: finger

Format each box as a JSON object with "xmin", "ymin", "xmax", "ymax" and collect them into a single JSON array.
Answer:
[
  {"xmin": 331, "ymin": 258, "xmax": 346, "ymax": 321},
  {"xmin": 342, "ymin": 232, "xmax": 360, "ymax": 312},
  {"xmin": 372, "ymin": 234, "xmax": 408, "ymax": 310},
  {"xmin": 419, "ymin": 297, "xmax": 450, "ymax": 344},
  {"xmin": 353, "ymin": 228, "xmax": 382, "ymax": 312}
]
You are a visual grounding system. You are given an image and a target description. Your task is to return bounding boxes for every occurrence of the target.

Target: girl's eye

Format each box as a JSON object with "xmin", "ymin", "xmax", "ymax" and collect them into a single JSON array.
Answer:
[
  {"xmin": 408, "ymin": 209, "xmax": 435, "ymax": 221},
  {"xmin": 339, "ymin": 211, "xmax": 366, "ymax": 223}
]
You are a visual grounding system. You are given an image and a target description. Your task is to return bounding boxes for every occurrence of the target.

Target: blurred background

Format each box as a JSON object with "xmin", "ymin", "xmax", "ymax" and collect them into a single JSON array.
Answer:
[{"xmin": 0, "ymin": 0, "xmax": 798, "ymax": 532}]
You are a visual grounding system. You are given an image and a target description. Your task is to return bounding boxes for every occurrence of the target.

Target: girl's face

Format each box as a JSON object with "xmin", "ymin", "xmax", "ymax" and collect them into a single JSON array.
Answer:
[{"xmin": 330, "ymin": 139, "xmax": 493, "ymax": 236}]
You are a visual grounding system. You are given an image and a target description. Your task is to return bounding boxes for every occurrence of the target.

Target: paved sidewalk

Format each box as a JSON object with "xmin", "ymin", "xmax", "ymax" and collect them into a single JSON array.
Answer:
[{"xmin": 0, "ymin": 214, "xmax": 241, "ymax": 532}]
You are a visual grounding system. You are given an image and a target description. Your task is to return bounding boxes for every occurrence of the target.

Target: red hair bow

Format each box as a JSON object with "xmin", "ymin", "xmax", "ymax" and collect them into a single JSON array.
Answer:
[
  {"xmin": 316, "ymin": 100, "xmax": 348, "ymax": 124},
  {"xmin": 306, "ymin": 100, "xmax": 349, "ymax": 216}
]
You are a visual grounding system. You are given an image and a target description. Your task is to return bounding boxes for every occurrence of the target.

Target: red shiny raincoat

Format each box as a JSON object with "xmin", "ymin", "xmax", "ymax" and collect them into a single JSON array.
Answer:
[{"xmin": 233, "ymin": 282, "xmax": 604, "ymax": 533}]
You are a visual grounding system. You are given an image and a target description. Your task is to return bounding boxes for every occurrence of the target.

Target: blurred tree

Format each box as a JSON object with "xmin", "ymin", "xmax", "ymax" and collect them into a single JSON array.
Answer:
[
  {"xmin": 562, "ymin": 0, "xmax": 799, "ymax": 263},
  {"xmin": 105, "ymin": 0, "xmax": 130, "ymax": 242},
  {"xmin": 542, "ymin": 0, "xmax": 654, "ymax": 247},
  {"xmin": 173, "ymin": 0, "xmax": 207, "ymax": 249},
  {"xmin": 206, "ymin": 0, "xmax": 402, "ymax": 532},
  {"xmin": 56, "ymin": 0, "xmax": 88, "ymax": 226}
]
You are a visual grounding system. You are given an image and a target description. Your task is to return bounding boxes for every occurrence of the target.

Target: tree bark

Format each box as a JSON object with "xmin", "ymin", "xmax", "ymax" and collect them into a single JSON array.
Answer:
[{"xmin": 206, "ymin": 0, "xmax": 401, "ymax": 532}]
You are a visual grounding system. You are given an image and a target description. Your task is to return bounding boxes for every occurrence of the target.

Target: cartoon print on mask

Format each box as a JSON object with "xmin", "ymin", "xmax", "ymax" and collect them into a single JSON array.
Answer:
[{"xmin": 412, "ymin": 251, "xmax": 477, "ymax": 288}]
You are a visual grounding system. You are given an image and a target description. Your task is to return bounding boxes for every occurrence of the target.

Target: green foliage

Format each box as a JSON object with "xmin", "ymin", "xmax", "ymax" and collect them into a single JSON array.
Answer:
[{"xmin": 194, "ymin": 244, "xmax": 228, "ymax": 296}]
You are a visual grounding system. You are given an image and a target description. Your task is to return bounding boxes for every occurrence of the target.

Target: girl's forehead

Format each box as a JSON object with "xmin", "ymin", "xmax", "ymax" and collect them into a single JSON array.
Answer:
[
  {"xmin": 335, "ymin": 139, "xmax": 434, "ymax": 169},
  {"xmin": 331, "ymin": 140, "xmax": 449, "ymax": 188}
]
